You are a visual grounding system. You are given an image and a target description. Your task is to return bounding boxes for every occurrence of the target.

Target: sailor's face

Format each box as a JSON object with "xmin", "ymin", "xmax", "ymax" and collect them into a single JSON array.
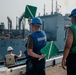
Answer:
[
  {"xmin": 8, "ymin": 50, "xmax": 12, "ymax": 53},
  {"xmin": 30, "ymin": 25, "xmax": 34, "ymax": 32},
  {"xmin": 71, "ymin": 16, "xmax": 76, "ymax": 24},
  {"xmin": 71, "ymin": 16, "xmax": 75, "ymax": 24}
]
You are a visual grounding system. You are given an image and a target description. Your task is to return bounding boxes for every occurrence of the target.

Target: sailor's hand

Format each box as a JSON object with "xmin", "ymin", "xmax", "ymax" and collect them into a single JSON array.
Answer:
[
  {"xmin": 28, "ymin": 18, "xmax": 31, "ymax": 24},
  {"xmin": 61, "ymin": 59, "xmax": 66, "ymax": 70},
  {"xmin": 20, "ymin": 51, "xmax": 22, "ymax": 55},
  {"xmin": 38, "ymin": 54, "xmax": 45, "ymax": 61}
]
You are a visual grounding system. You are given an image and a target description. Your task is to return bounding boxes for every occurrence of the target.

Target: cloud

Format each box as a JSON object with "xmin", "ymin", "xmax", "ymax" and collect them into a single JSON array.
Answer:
[{"xmin": 64, "ymin": 0, "xmax": 69, "ymax": 6}]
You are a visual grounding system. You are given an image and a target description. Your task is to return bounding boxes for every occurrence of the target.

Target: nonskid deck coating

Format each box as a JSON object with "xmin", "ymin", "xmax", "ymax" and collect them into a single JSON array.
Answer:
[{"xmin": 46, "ymin": 63, "xmax": 67, "ymax": 75}]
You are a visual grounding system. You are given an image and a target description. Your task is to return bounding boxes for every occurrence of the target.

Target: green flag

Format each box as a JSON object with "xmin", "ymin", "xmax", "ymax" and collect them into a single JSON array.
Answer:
[
  {"xmin": 24, "ymin": 5, "xmax": 37, "ymax": 19},
  {"xmin": 41, "ymin": 41, "xmax": 59, "ymax": 59}
]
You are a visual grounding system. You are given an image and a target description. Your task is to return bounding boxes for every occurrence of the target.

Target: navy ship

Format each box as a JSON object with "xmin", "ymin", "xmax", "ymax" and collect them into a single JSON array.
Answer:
[
  {"xmin": 0, "ymin": 13, "xmax": 71, "ymax": 61},
  {"xmin": 39, "ymin": 0, "xmax": 71, "ymax": 51},
  {"xmin": 0, "ymin": 15, "xmax": 30, "ymax": 61}
]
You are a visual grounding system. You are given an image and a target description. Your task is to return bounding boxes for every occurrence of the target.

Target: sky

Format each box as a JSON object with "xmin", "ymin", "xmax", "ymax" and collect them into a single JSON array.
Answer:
[{"xmin": 0, "ymin": 0, "xmax": 76, "ymax": 29}]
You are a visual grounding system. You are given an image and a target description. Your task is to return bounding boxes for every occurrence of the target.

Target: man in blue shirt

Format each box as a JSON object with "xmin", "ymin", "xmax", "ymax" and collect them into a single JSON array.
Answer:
[{"xmin": 26, "ymin": 17, "xmax": 47, "ymax": 75}]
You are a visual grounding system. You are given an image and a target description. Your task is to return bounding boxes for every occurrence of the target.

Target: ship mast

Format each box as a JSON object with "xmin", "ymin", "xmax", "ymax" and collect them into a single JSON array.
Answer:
[
  {"xmin": 19, "ymin": 13, "xmax": 24, "ymax": 35},
  {"xmin": 56, "ymin": 0, "xmax": 57, "ymax": 14},
  {"xmin": 16, "ymin": 17, "xmax": 19, "ymax": 30},
  {"xmin": 55, "ymin": 0, "xmax": 61, "ymax": 14},
  {"xmin": 7, "ymin": 16, "xmax": 12, "ymax": 34},
  {"xmin": 51, "ymin": 0, "xmax": 53, "ymax": 14},
  {"xmin": 44, "ymin": 4, "xmax": 45, "ymax": 16}
]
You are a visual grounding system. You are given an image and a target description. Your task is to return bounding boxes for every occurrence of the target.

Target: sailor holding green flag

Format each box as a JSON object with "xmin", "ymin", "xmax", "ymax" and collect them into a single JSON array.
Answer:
[{"xmin": 26, "ymin": 17, "xmax": 47, "ymax": 75}]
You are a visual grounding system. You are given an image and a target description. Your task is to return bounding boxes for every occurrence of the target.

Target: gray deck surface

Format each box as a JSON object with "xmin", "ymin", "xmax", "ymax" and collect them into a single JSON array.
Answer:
[{"xmin": 46, "ymin": 63, "xmax": 67, "ymax": 75}]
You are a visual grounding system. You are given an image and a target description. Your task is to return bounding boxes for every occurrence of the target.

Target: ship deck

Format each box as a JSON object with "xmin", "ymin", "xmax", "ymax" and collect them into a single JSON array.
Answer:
[{"xmin": 46, "ymin": 63, "xmax": 67, "ymax": 75}]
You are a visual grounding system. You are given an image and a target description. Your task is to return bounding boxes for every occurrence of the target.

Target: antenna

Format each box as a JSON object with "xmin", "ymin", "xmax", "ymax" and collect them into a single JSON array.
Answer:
[
  {"xmin": 44, "ymin": 4, "xmax": 45, "ymax": 16},
  {"xmin": 51, "ymin": 0, "xmax": 53, "ymax": 14},
  {"xmin": 56, "ymin": 0, "xmax": 57, "ymax": 13},
  {"xmin": 55, "ymin": 0, "xmax": 61, "ymax": 14},
  {"xmin": 16, "ymin": 17, "xmax": 19, "ymax": 30}
]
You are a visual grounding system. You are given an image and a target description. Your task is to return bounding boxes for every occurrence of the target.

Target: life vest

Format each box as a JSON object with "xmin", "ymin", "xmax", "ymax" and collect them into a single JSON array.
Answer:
[
  {"xmin": 29, "ymin": 30, "xmax": 47, "ymax": 55},
  {"xmin": 5, "ymin": 54, "xmax": 15, "ymax": 66},
  {"xmin": 69, "ymin": 23, "xmax": 76, "ymax": 53}
]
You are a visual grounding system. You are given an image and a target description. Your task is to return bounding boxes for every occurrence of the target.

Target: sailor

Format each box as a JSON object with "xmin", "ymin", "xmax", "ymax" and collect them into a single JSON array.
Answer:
[
  {"xmin": 62, "ymin": 8, "xmax": 76, "ymax": 75},
  {"xmin": 4, "ymin": 46, "xmax": 22, "ymax": 66},
  {"xmin": 26, "ymin": 17, "xmax": 47, "ymax": 75}
]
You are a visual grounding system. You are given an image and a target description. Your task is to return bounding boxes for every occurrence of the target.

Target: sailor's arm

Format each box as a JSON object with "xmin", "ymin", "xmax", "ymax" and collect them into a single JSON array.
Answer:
[
  {"xmin": 4, "ymin": 58, "xmax": 6, "ymax": 66},
  {"xmin": 27, "ymin": 49, "xmax": 44, "ymax": 59},
  {"xmin": 18, "ymin": 51, "xmax": 22, "ymax": 58},
  {"xmin": 62, "ymin": 28, "xmax": 73, "ymax": 69}
]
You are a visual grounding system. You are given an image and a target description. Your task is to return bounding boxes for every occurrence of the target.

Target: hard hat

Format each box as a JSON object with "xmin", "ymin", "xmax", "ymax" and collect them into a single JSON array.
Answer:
[
  {"xmin": 30, "ymin": 17, "xmax": 42, "ymax": 25},
  {"xmin": 7, "ymin": 46, "xmax": 13, "ymax": 51},
  {"xmin": 69, "ymin": 8, "xmax": 76, "ymax": 17}
]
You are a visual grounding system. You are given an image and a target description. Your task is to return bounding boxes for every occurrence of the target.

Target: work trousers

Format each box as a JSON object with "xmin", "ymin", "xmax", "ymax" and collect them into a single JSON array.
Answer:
[
  {"xmin": 66, "ymin": 53, "xmax": 76, "ymax": 75},
  {"xmin": 26, "ymin": 58, "xmax": 46, "ymax": 75}
]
